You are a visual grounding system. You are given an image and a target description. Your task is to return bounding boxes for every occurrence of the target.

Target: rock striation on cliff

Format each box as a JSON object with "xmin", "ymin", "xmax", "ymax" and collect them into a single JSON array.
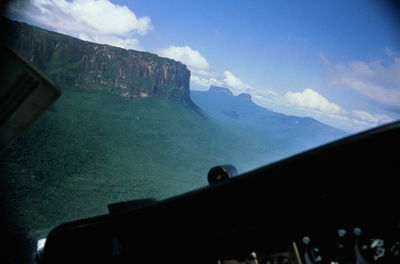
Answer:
[{"xmin": 5, "ymin": 17, "xmax": 193, "ymax": 105}]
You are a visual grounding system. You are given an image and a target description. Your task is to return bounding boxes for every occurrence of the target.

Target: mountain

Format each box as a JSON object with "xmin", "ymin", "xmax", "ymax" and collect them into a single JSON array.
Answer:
[
  {"xmin": 1, "ymin": 18, "xmax": 346, "ymax": 240},
  {"xmin": 191, "ymin": 86, "xmax": 347, "ymax": 158},
  {"xmin": 3, "ymin": 17, "xmax": 194, "ymax": 106},
  {"xmin": 1, "ymin": 19, "xmax": 266, "ymax": 238}
]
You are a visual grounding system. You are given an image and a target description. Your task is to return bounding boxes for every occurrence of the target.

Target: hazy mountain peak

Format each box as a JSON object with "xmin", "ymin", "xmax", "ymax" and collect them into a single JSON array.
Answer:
[
  {"xmin": 237, "ymin": 93, "xmax": 252, "ymax": 101},
  {"xmin": 208, "ymin": 86, "xmax": 252, "ymax": 102},
  {"xmin": 209, "ymin": 86, "xmax": 233, "ymax": 95}
]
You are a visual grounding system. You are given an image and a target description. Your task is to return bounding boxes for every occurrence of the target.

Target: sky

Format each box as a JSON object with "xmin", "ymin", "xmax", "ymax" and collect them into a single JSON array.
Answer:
[{"xmin": 5, "ymin": 0, "xmax": 400, "ymax": 132}]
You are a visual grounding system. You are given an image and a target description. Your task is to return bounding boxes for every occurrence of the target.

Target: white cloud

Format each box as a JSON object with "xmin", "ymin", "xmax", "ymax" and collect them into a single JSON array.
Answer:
[
  {"xmin": 7, "ymin": 0, "xmax": 153, "ymax": 50},
  {"xmin": 190, "ymin": 75, "xmax": 223, "ymax": 90},
  {"xmin": 158, "ymin": 45, "xmax": 210, "ymax": 72},
  {"xmin": 343, "ymin": 110, "xmax": 394, "ymax": 132},
  {"xmin": 78, "ymin": 33, "xmax": 143, "ymax": 51},
  {"xmin": 351, "ymin": 110, "xmax": 393, "ymax": 124},
  {"xmin": 159, "ymin": 45, "xmax": 221, "ymax": 91},
  {"xmin": 252, "ymin": 88, "xmax": 278, "ymax": 98},
  {"xmin": 223, "ymin": 70, "xmax": 252, "ymax": 90},
  {"xmin": 284, "ymin": 88, "xmax": 344, "ymax": 115},
  {"xmin": 327, "ymin": 55, "xmax": 400, "ymax": 109},
  {"xmin": 278, "ymin": 88, "xmax": 395, "ymax": 132},
  {"xmin": 158, "ymin": 46, "xmax": 255, "ymax": 94}
]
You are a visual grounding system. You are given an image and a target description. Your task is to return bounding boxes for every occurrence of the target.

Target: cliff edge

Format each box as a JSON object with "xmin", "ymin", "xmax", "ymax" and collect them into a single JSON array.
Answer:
[{"xmin": 5, "ymin": 17, "xmax": 194, "ymax": 106}]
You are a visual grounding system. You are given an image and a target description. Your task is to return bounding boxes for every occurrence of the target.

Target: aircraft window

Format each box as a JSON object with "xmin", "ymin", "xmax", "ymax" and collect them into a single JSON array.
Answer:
[{"xmin": 1, "ymin": 0, "xmax": 399, "ymax": 241}]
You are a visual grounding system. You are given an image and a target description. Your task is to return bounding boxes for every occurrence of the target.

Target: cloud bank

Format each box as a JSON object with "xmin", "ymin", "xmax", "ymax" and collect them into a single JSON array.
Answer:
[
  {"xmin": 158, "ymin": 45, "xmax": 210, "ymax": 73},
  {"xmin": 280, "ymin": 88, "xmax": 394, "ymax": 131},
  {"xmin": 223, "ymin": 71, "xmax": 252, "ymax": 90},
  {"xmin": 158, "ymin": 45, "xmax": 253, "ymax": 92},
  {"xmin": 249, "ymin": 86, "xmax": 393, "ymax": 132},
  {"xmin": 7, "ymin": 0, "xmax": 153, "ymax": 50},
  {"xmin": 190, "ymin": 75, "xmax": 223, "ymax": 89},
  {"xmin": 284, "ymin": 88, "xmax": 344, "ymax": 115},
  {"xmin": 351, "ymin": 110, "xmax": 393, "ymax": 124}
]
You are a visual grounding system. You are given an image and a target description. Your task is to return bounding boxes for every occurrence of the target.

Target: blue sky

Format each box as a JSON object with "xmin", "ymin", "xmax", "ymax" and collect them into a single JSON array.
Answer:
[{"xmin": 6, "ymin": 0, "xmax": 400, "ymax": 132}]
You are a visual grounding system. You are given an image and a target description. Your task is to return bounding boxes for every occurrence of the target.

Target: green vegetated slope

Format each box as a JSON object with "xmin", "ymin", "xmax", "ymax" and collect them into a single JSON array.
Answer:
[
  {"xmin": 1, "ymin": 18, "xmax": 268, "ymax": 239},
  {"xmin": 0, "ymin": 87, "xmax": 267, "ymax": 238}
]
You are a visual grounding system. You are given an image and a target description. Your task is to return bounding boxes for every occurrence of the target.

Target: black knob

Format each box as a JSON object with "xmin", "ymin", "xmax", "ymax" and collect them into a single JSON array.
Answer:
[{"xmin": 207, "ymin": 165, "xmax": 238, "ymax": 185}]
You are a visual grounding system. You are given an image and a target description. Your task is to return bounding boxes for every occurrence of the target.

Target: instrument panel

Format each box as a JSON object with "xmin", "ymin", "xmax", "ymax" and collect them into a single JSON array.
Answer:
[{"xmin": 219, "ymin": 226, "xmax": 400, "ymax": 264}]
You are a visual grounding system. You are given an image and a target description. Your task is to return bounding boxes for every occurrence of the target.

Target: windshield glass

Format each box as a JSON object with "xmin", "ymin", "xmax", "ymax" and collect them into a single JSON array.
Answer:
[{"xmin": 1, "ymin": 0, "xmax": 399, "ymax": 240}]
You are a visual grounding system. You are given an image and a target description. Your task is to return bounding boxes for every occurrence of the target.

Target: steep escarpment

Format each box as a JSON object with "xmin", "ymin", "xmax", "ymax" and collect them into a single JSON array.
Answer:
[{"xmin": 4, "ymin": 17, "xmax": 192, "ymax": 104}]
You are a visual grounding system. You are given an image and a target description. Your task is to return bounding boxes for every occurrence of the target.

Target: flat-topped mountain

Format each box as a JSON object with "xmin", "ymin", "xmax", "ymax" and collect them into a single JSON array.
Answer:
[{"xmin": 4, "ymin": 17, "xmax": 193, "ymax": 105}]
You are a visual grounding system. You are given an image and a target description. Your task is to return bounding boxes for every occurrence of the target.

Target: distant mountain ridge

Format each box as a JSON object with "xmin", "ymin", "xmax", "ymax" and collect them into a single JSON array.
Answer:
[
  {"xmin": 191, "ymin": 86, "xmax": 347, "ymax": 160},
  {"xmin": 192, "ymin": 85, "xmax": 287, "ymax": 121},
  {"xmin": 209, "ymin": 86, "xmax": 252, "ymax": 101},
  {"xmin": 4, "ymin": 17, "xmax": 195, "ymax": 106}
]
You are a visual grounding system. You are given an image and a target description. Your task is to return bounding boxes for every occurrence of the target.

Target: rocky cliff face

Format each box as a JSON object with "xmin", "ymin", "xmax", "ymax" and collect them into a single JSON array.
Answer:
[{"xmin": 5, "ymin": 18, "xmax": 192, "ymax": 104}]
